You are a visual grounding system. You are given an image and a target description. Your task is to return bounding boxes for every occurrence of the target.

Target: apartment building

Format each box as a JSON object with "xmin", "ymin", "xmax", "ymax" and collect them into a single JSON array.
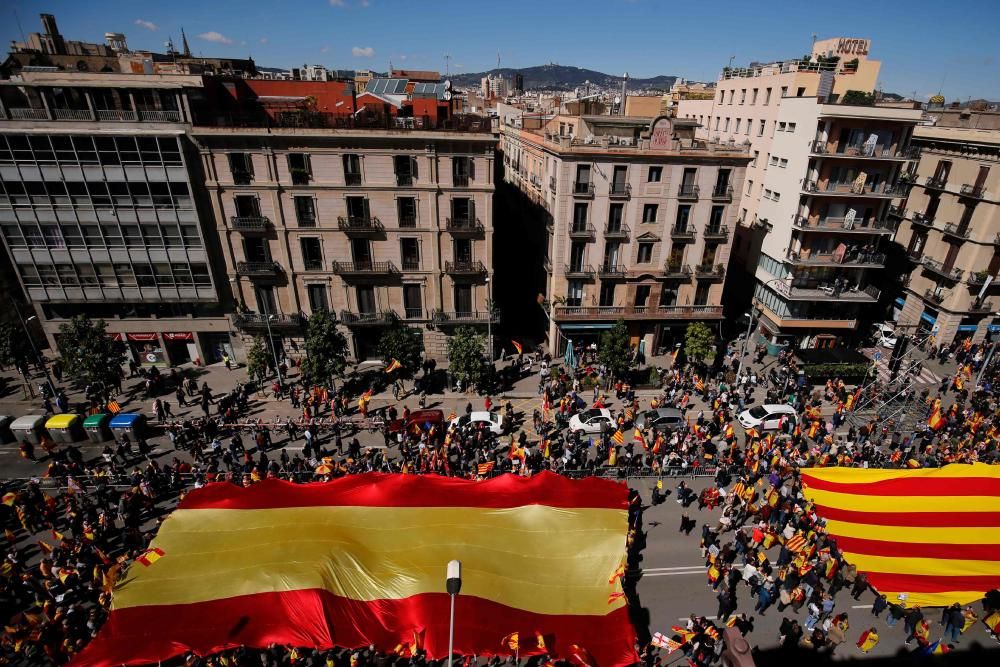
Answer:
[
  {"xmin": 500, "ymin": 113, "xmax": 750, "ymax": 354},
  {"xmin": 192, "ymin": 78, "xmax": 495, "ymax": 362},
  {"xmin": 0, "ymin": 71, "xmax": 234, "ymax": 366},
  {"xmin": 893, "ymin": 115, "xmax": 1000, "ymax": 344},
  {"xmin": 678, "ymin": 38, "xmax": 922, "ymax": 349}
]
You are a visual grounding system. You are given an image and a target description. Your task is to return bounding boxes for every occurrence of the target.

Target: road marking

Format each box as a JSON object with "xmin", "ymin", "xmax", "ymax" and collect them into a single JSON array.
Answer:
[
  {"xmin": 678, "ymin": 616, "xmax": 718, "ymax": 621},
  {"xmin": 852, "ymin": 604, "xmax": 871, "ymax": 609},
  {"xmin": 642, "ymin": 571, "xmax": 705, "ymax": 577},
  {"xmin": 643, "ymin": 566, "xmax": 706, "ymax": 572}
]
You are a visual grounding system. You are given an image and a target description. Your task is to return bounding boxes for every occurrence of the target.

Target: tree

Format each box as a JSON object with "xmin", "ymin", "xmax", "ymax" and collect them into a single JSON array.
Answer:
[
  {"xmin": 841, "ymin": 90, "xmax": 875, "ymax": 106},
  {"xmin": 56, "ymin": 315, "xmax": 126, "ymax": 389},
  {"xmin": 377, "ymin": 320, "xmax": 423, "ymax": 378},
  {"xmin": 245, "ymin": 336, "xmax": 270, "ymax": 384},
  {"xmin": 598, "ymin": 319, "xmax": 633, "ymax": 381},
  {"xmin": 446, "ymin": 326, "xmax": 488, "ymax": 390},
  {"xmin": 0, "ymin": 319, "xmax": 34, "ymax": 375},
  {"xmin": 300, "ymin": 309, "xmax": 348, "ymax": 387},
  {"xmin": 684, "ymin": 322, "xmax": 716, "ymax": 368}
]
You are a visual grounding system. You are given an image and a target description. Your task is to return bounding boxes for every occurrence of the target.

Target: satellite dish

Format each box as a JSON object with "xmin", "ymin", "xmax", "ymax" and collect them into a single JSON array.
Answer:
[
  {"xmin": 444, "ymin": 79, "xmax": 452, "ymax": 90},
  {"xmin": 443, "ymin": 91, "xmax": 452, "ymax": 101},
  {"xmin": 614, "ymin": 96, "xmax": 621, "ymax": 104}
]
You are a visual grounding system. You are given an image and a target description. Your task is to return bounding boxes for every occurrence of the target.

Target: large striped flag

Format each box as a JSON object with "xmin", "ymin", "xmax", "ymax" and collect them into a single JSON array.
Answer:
[
  {"xmin": 801, "ymin": 463, "xmax": 1000, "ymax": 608},
  {"xmin": 73, "ymin": 473, "xmax": 637, "ymax": 667}
]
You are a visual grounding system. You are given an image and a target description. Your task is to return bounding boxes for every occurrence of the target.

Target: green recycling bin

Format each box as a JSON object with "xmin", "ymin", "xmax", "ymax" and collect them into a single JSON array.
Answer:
[{"xmin": 83, "ymin": 413, "xmax": 113, "ymax": 443}]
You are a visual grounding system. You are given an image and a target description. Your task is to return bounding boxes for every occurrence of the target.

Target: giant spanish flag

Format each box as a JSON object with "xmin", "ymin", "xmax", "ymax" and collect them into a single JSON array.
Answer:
[
  {"xmin": 73, "ymin": 473, "xmax": 637, "ymax": 667},
  {"xmin": 801, "ymin": 463, "xmax": 1000, "ymax": 608}
]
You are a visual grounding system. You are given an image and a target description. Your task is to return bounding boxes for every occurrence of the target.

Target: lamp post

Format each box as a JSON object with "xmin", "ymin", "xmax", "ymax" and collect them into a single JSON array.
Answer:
[
  {"xmin": 446, "ymin": 560, "xmax": 462, "ymax": 667},
  {"xmin": 485, "ymin": 276, "xmax": 493, "ymax": 363},
  {"xmin": 231, "ymin": 276, "xmax": 282, "ymax": 385},
  {"xmin": 736, "ymin": 276, "xmax": 789, "ymax": 381},
  {"xmin": 12, "ymin": 300, "xmax": 55, "ymax": 397}
]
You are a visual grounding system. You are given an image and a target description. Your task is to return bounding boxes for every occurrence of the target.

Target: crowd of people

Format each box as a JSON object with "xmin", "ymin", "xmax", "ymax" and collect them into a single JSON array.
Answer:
[{"xmin": 2, "ymin": 333, "xmax": 999, "ymax": 664}]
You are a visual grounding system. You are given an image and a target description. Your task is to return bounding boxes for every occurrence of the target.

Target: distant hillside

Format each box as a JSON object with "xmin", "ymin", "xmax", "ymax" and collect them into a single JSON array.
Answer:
[{"xmin": 451, "ymin": 64, "xmax": 675, "ymax": 92}]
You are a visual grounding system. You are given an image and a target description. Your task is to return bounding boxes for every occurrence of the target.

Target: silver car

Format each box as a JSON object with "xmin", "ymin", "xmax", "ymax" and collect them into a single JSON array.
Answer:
[{"xmin": 634, "ymin": 408, "xmax": 685, "ymax": 434}]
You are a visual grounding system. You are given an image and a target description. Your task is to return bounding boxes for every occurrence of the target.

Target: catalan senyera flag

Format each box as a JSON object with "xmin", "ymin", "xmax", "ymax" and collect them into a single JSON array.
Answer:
[
  {"xmin": 801, "ymin": 463, "xmax": 1000, "ymax": 608},
  {"xmin": 384, "ymin": 358, "xmax": 403, "ymax": 374},
  {"xmin": 73, "ymin": 473, "xmax": 637, "ymax": 667},
  {"xmin": 511, "ymin": 339, "xmax": 523, "ymax": 355}
]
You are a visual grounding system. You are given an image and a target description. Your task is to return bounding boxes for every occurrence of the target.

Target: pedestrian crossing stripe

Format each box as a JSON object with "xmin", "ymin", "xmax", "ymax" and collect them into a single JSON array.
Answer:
[{"xmin": 863, "ymin": 348, "xmax": 942, "ymax": 385}]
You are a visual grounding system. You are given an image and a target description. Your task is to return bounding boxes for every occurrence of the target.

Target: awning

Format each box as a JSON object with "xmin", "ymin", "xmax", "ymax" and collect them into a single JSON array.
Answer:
[
  {"xmin": 163, "ymin": 332, "xmax": 194, "ymax": 341},
  {"xmin": 920, "ymin": 311, "xmax": 937, "ymax": 325},
  {"xmin": 127, "ymin": 332, "xmax": 159, "ymax": 342},
  {"xmin": 990, "ymin": 324, "xmax": 1000, "ymax": 333},
  {"xmin": 894, "ymin": 297, "xmax": 905, "ymax": 308},
  {"xmin": 957, "ymin": 324, "xmax": 979, "ymax": 332},
  {"xmin": 109, "ymin": 333, "xmax": 123, "ymax": 341}
]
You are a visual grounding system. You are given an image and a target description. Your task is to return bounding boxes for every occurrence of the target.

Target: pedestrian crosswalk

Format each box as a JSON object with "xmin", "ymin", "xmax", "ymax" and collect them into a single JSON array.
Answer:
[{"xmin": 861, "ymin": 348, "xmax": 943, "ymax": 385}]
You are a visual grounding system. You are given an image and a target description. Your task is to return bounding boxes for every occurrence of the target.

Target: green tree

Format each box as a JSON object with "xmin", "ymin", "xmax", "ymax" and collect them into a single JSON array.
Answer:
[
  {"xmin": 841, "ymin": 90, "xmax": 875, "ymax": 106},
  {"xmin": 377, "ymin": 319, "xmax": 423, "ymax": 378},
  {"xmin": 0, "ymin": 319, "xmax": 34, "ymax": 375},
  {"xmin": 684, "ymin": 322, "xmax": 716, "ymax": 368},
  {"xmin": 446, "ymin": 326, "xmax": 488, "ymax": 390},
  {"xmin": 246, "ymin": 336, "xmax": 271, "ymax": 383},
  {"xmin": 56, "ymin": 315, "xmax": 126, "ymax": 389},
  {"xmin": 598, "ymin": 319, "xmax": 633, "ymax": 381},
  {"xmin": 300, "ymin": 309, "xmax": 348, "ymax": 387}
]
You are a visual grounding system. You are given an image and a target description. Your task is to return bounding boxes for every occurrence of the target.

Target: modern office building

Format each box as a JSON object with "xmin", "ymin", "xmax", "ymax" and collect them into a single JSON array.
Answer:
[
  {"xmin": 500, "ymin": 112, "xmax": 750, "ymax": 354},
  {"xmin": 191, "ymin": 76, "xmax": 496, "ymax": 362},
  {"xmin": 0, "ymin": 71, "xmax": 235, "ymax": 366},
  {"xmin": 677, "ymin": 37, "xmax": 922, "ymax": 349},
  {"xmin": 893, "ymin": 113, "xmax": 1000, "ymax": 343}
]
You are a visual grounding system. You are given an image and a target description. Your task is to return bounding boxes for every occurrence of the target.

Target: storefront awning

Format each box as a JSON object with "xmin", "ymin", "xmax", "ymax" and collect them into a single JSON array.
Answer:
[
  {"xmin": 163, "ymin": 332, "xmax": 194, "ymax": 341},
  {"xmin": 126, "ymin": 333, "xmax": 159, "ymax": 342},
  {"xmin": 920, "ymin": 311, "xmax": 937, "ymax": 325}
]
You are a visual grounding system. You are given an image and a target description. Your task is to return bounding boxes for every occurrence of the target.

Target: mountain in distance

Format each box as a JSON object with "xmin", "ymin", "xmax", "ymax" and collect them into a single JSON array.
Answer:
[{"xmin": 450, "ymin": 64, "xmax": 676, "ymax": 92}]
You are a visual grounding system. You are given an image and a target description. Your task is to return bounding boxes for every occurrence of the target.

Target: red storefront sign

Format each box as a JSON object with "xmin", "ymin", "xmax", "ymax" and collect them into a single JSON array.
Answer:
[
  {"xmin": 126, "ymin": 333, "xmax": 159, "ymax": 342},
  {"xmin": 163, "ymin": 332, "xmax": 194, "ymax": 341}
]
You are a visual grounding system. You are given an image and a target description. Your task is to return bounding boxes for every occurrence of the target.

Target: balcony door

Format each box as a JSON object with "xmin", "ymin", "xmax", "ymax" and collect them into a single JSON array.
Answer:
[
  {"xmin": 974, "ymin": 165, "xmax": 990, "ymax": 190},
  {"xmin": 243, "ymin": 237, "xmax": 270, "ymax": 262},
  {"xmin": 234, "ymin": 195, "xmax": 260, "ymax": 218},
  {"xmin": 943, "ymin": 243, "xmax": 959, "ymax": 272},
  {"xmin": 255, "ymin": 286, "xmax": 277, "ymax": 314},
  {"xmin": 681, "ymin": 168, "xmax": 697, "ymax": 189},
  {"xmin": 346, "ymin": 196, "xmax": 370, "ymax": 223},
  {"xmin": 454, "ymin": 285, "xmax": 473, "ymax": 316},
  {"xmin": 933, "ymin": 160, "xmax": 952, "ymax": 182},
  {"xmin": 668, "ymin": 246, "xmax": 684, "ymax": 268},
  {"xmin": 608, "ymin": 204, "xmax": 624, "ymax": 232},
  {"xmin": 603, "ymin": 242, "xmax": 621, "ymax": 269},
  {"xmin": 925, "ymin": 195, "xmax": 940, "ymax": 220},
  {"xmin": 611, "ymin": 166, "xmax": 627, "ymax": 192},
  {"xmin": 599, "ymin": 282, "xmax": 615, "ymax": 307},
  {"xmin": 454, "ymin": 238, "xmax": 472, "ymax": 264},
  {"xmin": 356, "ymin": 286, "xmax": 376, "ymax": 315},
  {"xmin": 572, "ymin": 202, "xmax": 588, "ymax": 232},
  {"xmin": 351, "ymin": 238, "xmax": 372, "ymax": 266},
  {"xmin": 714, "ymin": 169, "xmax": 730, "ymax": 192},
  {"xmin": 569, "ymin": 242, "xmax": 586, "ymax": 272},
  {"xmin": 575, "ymin": 164, "xmax": 591, "ymax": 190},
  {"xmin": 403, "ymin": 284, "xmax": 422, "ymax": 319}
]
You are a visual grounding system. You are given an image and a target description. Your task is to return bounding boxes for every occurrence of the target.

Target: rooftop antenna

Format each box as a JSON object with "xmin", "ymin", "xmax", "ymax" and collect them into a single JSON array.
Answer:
[
  {"xmin": 13, "ymin": 8, "xmax": 26, "ymax": 47},
  {"xmin": 497, "ymin": 50, "xmax": 501, "ymax": 71},
  {"xmin": 444, "ymin": 54, "xmax": 451, "ymax": 77},
  {"xmin": 811, "ymin": 32, "xmax": 818, "ymax": 49}
]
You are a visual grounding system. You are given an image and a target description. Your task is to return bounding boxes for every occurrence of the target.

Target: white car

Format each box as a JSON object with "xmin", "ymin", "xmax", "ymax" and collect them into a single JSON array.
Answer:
[
  {"xmin": 568, "ymin": 408, "xmax": 614, "ymax": 434},
  {"xmin": 450, "ymin": 411, "xmax": 504, "ymax": 435},
  {"xmin": 737, "ymin": 404, "xmax": 798, "ymax": 431},
  {"xmin": 873, "ymin": 323, "xmax": 898, "ymax": 349}
]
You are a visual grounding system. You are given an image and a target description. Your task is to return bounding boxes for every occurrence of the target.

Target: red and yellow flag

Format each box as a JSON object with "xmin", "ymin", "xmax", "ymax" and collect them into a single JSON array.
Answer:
[
  {"xmin": 74, "ymin": 473, "xmax": 637, "ymax": 667},
  {"xmin": 611, "ymin": 430, "xmax": 625, "ymax": 445},
  {"xmin": 511, "ymin": 340, "xmax": 523, "ymax": 355},
  {"xmin": 801, "ymin": 463, "xmax": 1000, "ymax": 608},
  {"xmin": 385, "ymin": 358, "xmax": 403, "ymax": 374}
]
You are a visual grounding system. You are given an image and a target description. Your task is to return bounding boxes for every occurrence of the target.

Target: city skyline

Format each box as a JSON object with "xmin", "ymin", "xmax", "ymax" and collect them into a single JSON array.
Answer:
[{"xmin": 2, "ymin": 0, "xmax": 998, "ymax": 101}]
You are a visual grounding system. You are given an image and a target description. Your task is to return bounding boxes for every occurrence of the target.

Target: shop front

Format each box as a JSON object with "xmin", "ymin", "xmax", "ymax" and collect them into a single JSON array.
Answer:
[{"xmin": 163, "ymin": 332, "xmax": 197, "ymax": 365}]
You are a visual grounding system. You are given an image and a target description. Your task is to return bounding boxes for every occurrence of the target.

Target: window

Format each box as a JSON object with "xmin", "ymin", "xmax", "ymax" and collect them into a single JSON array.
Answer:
[
  {"xmin": 694, "ymin": 284, "xmax": 710, "ymax": 306},
  {"xmin": 607, "ymin": 203, "xmax": 624, "ymax": 232},
  {"xmin": 453, "ymin": 156, "xmax": 473, "ymax": 186},
  {"xmin": 772, "ymin": 191, "xmax": 781, "ymax": 202},
  {"xmin": 343, "ymin": 154, "xmax": 362, "ymax": 185},
  {"xmin": 403, "ymin": 285, "xmax": 423, "ymax": 319},
  {"xmin": 452, "ymin": 198, "xmax": 475, "ymax": 225},
  {"xmin": 566, "ymin": 280, "xmax": 584, "ymax": 307},
  {"xmin": 787, "ymin": 122, "xmax": 796, "ymax": 133},
  {"xmin": 637, "ymin": 242, "xmax": 653, "ymax": 264},
  {"xmin": 758, "ymin": 120, "xmax": 766, "ymax": 136},
  {"xmin": 796, "ymin": 87, "xmax": 806, "ymax": 97},
  {"xmin": 751, "ymin": 89, "xmax": 758, "ymax": 105},
  {"xmin": 599, "ymin": 283, "xmax": 615, "ymax": 307},
  {"xmin": 574, "ymin": 164, "xmax": 591, "ymax": 192},
  {"xmin": 394, "ymin": 155, "xmax": 418, "ymax": 186},
  {"xmin": 356, "ymin": 286, "xmax": 376, "ymax": 315},
  {"xmin": 398, "ymin": 197, "xmax": 417, "ymax": 227},
  {"xmin": 228, "ymin": 153, "xmax": 253, "ymax": 184},
  {"xmin": 307, "ymin": 284, "xmax": 329, "ymax": 312},
  {"xmin": 572, "ymin": 202, "xmax": 589, "ymax": 231},
  {"xmin": 346, "ymin": 196, "xmax": 370, "ymax": 224},
  {"xmin": 634, "ymin": 285, "xmax": 651, "ymax": 308},
  {"xmin": 778, "ymin": 122, "xmax": 786, "ymax": 132},
  {"xmin": 234, "ymin": 194, "xmax": 261, "ymax": 218},
  {"xmin": 714, "ymin": 117, "xmax": 720, "ymax": 131},
  {"xmin": 763, "ymin": 189, "xmax": 773, "ymax": 200},
  {"xmin": 764, "ymin": 153, "xmax": 770, "ymax": 170},
  {"xmin": 751, "ymin": 151, "xmax": 759, "ymax": 167},
  {"xmin": 708, "ymin": 206, "xmax": 725, "ymax": 231},
  {"xmin": 400, "ymin": 238, "xmax": 420, "ymax": 271},
  {"xmin": 779, "ymin": 158, "xmax": 788, "ymax": 168},
  {"xmin": 727, "ymin": 90, "xmax": 734, "ymax": 105},
  {"xmin": 294, "ymin": 196, "xmax": 316, "ymax": 227},
  {"xmin": 288, "ymin": 153, "xmax": 311, "ymax": 184},
  {"xmin": 764, "ymin": 88, "xmax": 772, "ymax": 105},
  {"xmin": 300, "ymin": 237, "xmax": 323, "ymax": 270},
  {"xmin": 675, "ymin": 204, "xmax": 691, "ymax": 231},
  {"xmin": 647, "ymin": 166, "xmax": 662, "ymax": 182},
  {"xmin": 659, "ymin": 286, "xmax": 677, "ymax": 307},
  {"xmin": 770, "ymin": 155, "xmax": 779, "ymax": 167},
  {"xmin": 724, "ymin": 118, "xmax": 730, "ymax": 132},
  {"xmin": 739, "ymin": 89, "xmax": 746, "ymax": 105},
  {"xmin": 780, "ymin": 86, "xmax": 788, "ymax": 98},
  {"xmin": 642, "ymin": 204, "xmax": 658, "ymax": 223},
  {"xmin": 734, "ymin": 119, "xmax": 741, "ymax": 134}
]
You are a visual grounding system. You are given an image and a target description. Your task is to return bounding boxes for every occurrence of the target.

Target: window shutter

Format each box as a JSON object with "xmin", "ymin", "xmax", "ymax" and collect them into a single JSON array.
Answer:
[
  {"xmin": 469, "ymin": 199, "xmax": 476, "ymax": 223},
  {"xmin": 468, "ymin": 158, "xmax": 475, "ymax": 180},
  {"xmin": 410, "ymin": 156, "xmax": 418, "ymax": 180}
]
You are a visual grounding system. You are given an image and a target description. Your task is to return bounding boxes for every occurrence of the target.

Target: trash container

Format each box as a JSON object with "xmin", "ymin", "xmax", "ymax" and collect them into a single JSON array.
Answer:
[
  {"xmin": 83, "ymin": 413, "xmax": 113, "ymax": 443},
  {"xmin": 0, "ymin": 416, "xmax": 14, "ymax": 444},
  {"xmin": 109, "ymin": 413, "xmax": 147, "ymax": 439},
  {"xmin": 10, "ymin": 415, "xmax": 48, "ymax": 445},
  {"xmin": 45, "ymin": 414, "xmax": 84, "ymax": 444}
]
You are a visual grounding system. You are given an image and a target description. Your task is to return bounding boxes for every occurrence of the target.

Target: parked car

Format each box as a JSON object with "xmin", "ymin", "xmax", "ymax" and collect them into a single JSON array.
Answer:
[
  {"xmin": 737, "ymin": 404, "xmax": 797, "ymax": 431},
  {"xmin": 568, "ymin": 408, "xmax": 614, "ymax": 434},
  {"xmin": 450, "ymin": 411, "xmax": 505, "ymax": 435},
  {"xmin": 873, "ymin": 323, "xmax": 898, "ymax": 349},
  {"xmin": 634, "ymin": 407, "xmax": 685, "ymax": 434},
  {"xmin": 388, "ymin": 409, "xmax": 444, "ymax": 435}
]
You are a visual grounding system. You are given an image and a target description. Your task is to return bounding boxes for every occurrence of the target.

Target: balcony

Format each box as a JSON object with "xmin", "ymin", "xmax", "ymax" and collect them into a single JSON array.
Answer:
[
  {"xmin": 230, "ymin": 216, "xmax": 271, "ymax": 233},
  {"xmin": 398, "ymin": 215, "xmax": 417, "ymax": 229},
  {"xmin": 919, "ymin": 257, "xmax": 963, "ymax": 282},
  {"xmin": 396, "ymin": 174, "xmax": 414, "ymax": 187},
  {"xmin": 711, "ymin": 185, "xmax": 733, "ymax": 202},
  {"xmin": 940, "ymin": 223, "xmax": 971, "ymax": 240},
  {"xmin": 232, "ymin": 169, "xmax": 253, "ymax": 185},
  {"xmin": 771, "ymin": 281, "xmax": 881, "ymax": 302},
  {"xmin": 572, "ymin": 182, "xmax": 595, "ymax": 198},
  {"xmin": 809, "ymin": 141, "xmax": 905, "ymax": 159},
  {"xmin": 553, "ymin": 304, "xmax": 724, "ymax": 321},
  {"xmin": 802, "ymin": 180, "xmax": 905, "ymax": 198},
  {"xmin": 445, "ymin": 260, "xmax": 487, "ymax": 276},
  {"xmin": 792, "ymin": 216, "xmax": 894, "ymax": 235},
  {"xmin": 702, "ymin": 225, "xmax": 729, "ymax": 242},
  {"xmin": 236, "ymin": 261, "xmax": 283, "ymax": 278},
  {"xmin": 752, "ymin": 299, "xmax": 858, "ymax": 330},
  {"xmin": 664, "ymin": 263, "xmax": 692, "ymax": 279},
  {"xmin": 337, "ymin": 216, "xmax": 384, "ymax": 235},
  {"xmin": 609, "ymin": 183, "xmax": 632, "ymax": 200},
  {"xmin": 925, "ymin": 175, "xmax": 947, "ymax": 190},
  {"xmin": 670, "ymin": 225, "xmax": 696, "ymax": 242},
  {"xmin": 923, "ymin": 289, "xmax": 947, "ymax": 305},
  {"xmin": 52, "ymin": 108, "xmax": 93, "ymax": 121},
  {"xmin": 447, "ymin": 217, "xmax": 484, "ymax": 234},
  {"xmin": 604, "ymin": 224, "xmax": 630, "ymax": 240},
  {"xmin": 232, "ymin": 312, "xmax": 304, "ymax": 331},
  {"xmin": 433, "ymin": 310, "xmax": 499, "ymax": 324},
  {"xmin": 910, "ymin": 211, "xmax": 934, "ymax": 229},
  {"xmin": 564, "ymin": 264, "xmax": 596, "ymax": 279},
  {"xmin": 345, "ymin": 173, "xmax": 363, "ymax": 186},
  {"xmin": 967, "ymin": 271, "xmax": 995, "ymax": 287},
  {"xmin": 339, "ymin": 310, "xmax": 397, "ymax": 326},
  {"xmin": 9, "ymin": 107, "xmax": 50, "ymax": 120},
  {"xmin": 568, "ymin": 224, "xmax": 597, "ymax": 240},
  {"xmin": 785, "ymin": 250, "xmax": 886, "ymax": 268},
  {"xmin": 960, "ymin": 183, "xmax": 988, "ymax": 200},
  {"xmin": 677, "ymin": 184, "xmax": 700, "ymax": 200},
  {"xmin": 96, "ymin": 109, "xmax": 138, "ymax": 122},
  {"xmin": 887, "ymin": 204, "xmax": 906, "ymax": 218},
  {"xmin": 453, "ymin": 174, "xmax": 471, "ymax": 187},
  {"xmin": 694, "ymin": 263, "xmax": 726, "ymax": 280},
  {"xmin": 138, "ymin": 109, "xmax": 182, "ymax": 122},
  {"xmin": 404, "ymin": 307, "xmax": 424, "ymax": 320},
  {"xmin": 598, "ymin": 263, "xmax": 627, "ymax": 278},
  {"xmin": 331, "ymin": 260, "xmax": 398, "ymax": 276},
  {"xmin": 549, "ymin": 177, "xmax": 557, "ymax": 193},
  {"xmin": 290, "ymin": 169, "xmax": 312, "ymax": 185}
]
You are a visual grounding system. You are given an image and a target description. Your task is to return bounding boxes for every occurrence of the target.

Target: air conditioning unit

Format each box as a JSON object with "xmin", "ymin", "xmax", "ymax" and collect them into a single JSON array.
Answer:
[
  {"xmin": 619, "ymin": 137, "xmax": 632, "ymax": 146},
  {"xmin": 608, "ymin": 136, "xmax": 618, "ymax": 145}
]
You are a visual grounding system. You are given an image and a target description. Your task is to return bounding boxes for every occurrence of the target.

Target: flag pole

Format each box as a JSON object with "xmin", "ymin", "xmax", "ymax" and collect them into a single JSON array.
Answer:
[{"xmin": 447, "ymin": 560, "xmax": 462, "ymax": 667}]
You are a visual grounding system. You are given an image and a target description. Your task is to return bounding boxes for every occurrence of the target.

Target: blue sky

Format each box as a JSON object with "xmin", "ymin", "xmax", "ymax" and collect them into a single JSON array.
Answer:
[{"xmin": 4, "ymin": 0, "xmax": 998, "ymax": 100}]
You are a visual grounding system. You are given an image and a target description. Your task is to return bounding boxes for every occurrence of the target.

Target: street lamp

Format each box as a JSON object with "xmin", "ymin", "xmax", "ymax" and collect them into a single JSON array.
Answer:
[
  {"xmin": 446, "ymin": 560, "xmax": 462, "ymax": 667},
  {"xmin": 12, "ymin": 301, "xmax": 56, "ymax": 397},
  {"xmin": 231, "ymin": 276, "xmax": 282, "ymax": 386},
  {"xmin": 485, "ymin": 276, "xmax": 493, "ymax": 363},
  {"xmin": 736, "ymin": 276, "xmax": 789, "ymax": 381}
]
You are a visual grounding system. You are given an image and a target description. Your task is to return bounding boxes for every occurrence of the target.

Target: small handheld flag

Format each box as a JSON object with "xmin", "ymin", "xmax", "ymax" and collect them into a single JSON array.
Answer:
[
  {"xmin": 511, "ymin": 339, "xmax": 523, "ymax": 355},
  {"xmin": 385, "ymin": 358, "xmax": 403, "ymax": 374},
  {"xmin": 136, "ymin": 547, "xmax": 165, "ymax": 567}
]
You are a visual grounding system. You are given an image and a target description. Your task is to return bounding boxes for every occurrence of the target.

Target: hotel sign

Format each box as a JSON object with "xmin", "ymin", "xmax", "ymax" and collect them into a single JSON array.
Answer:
[{"xmin": 836, "ymin": 38, "xmax": 869, "ymax": 56}]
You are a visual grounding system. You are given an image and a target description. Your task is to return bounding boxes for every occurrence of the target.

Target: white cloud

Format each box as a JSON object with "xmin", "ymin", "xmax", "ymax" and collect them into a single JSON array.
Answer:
[
  {"xmin": 361, "ymin": 0, "xmax": 371, "ymax": 6},
  {"xmin": 259, "ymin": 37, "xmax": 268, "ymax": 44},
  {"xmin": 134, "ymin": 19, "xmax": 158, "ymax": 31},
  {"xmin": 320, "ymin": 46, "xmax": 330, "ymax": 54},
  {"xmin": 352, "ymin": 46, "xmax": 375, "ymax": 58},
  {"xmin": 197, "ymin": 31, "xmax": 233, "ymax": 45},
  {"xmin": 329, "ymin": 0, "xmax": 347, "ymax": 6},
  {"xmin": 399, "ymin": 55, "xmax": 407, "ymax": 61},
  {"xmin": 455, "ymin": 63, "xmax": 465, "ymax": 69}
]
